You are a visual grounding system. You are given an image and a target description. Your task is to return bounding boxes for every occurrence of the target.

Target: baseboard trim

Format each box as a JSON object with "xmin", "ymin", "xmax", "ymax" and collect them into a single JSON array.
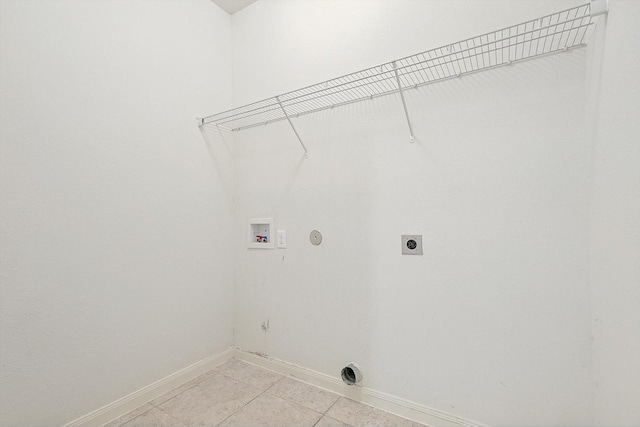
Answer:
[
  {"xmin": 235, "ymin": 349, "xmax": 489, "ymax": 427},
  {"xmin": 62, "ymin": 347, "xmax": 488, "ymax": 427},
  {"xmin": 62, "ymin": 347, "xmax": 234, "ymax": 427}
]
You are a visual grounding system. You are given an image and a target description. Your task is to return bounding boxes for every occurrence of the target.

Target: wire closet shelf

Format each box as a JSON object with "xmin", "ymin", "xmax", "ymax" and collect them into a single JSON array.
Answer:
[{"xmin": 198, "ymin": 3, "xmax": 603, "ymax": 144}]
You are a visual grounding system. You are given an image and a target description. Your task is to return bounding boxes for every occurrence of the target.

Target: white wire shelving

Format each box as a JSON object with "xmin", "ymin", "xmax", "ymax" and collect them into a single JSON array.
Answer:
[{"xmin": 198, "ymin": 2, "xmax": 606, "ymax": 155}]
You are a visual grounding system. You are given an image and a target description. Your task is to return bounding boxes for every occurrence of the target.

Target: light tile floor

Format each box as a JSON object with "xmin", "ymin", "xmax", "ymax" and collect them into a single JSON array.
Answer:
[{"xmin": 103, "ymin": 359, "xmax": 426, "ymax": 427}]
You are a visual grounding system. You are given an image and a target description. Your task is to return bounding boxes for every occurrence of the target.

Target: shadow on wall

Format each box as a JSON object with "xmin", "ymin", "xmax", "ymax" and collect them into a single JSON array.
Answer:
[
  {"xmin": 199, "ymin": 124, "xmax": 235, "ymax": 200},
  {"xmin": 229, "ymin": 102, "xmax": 378, "ymax": 384},
  {"xmin": 196, "ymin": 41, "xmax": 593, "ymax": 426}
]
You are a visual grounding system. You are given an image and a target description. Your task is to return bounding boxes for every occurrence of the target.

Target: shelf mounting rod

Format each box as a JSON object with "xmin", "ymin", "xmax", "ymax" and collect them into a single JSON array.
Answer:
[
  {"xmin": 276, "ymin": 96, "xmax": 308, "ymax": 157},
  {"xmin": 393, "ymin": 61, "xmax": 415, "ymax": 143}
]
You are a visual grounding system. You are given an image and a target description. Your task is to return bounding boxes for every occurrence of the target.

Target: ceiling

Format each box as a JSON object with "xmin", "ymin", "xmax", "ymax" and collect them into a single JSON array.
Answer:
[{"xmin": 211, "ymin": 0, "xmax": 258, "ymax": 15}]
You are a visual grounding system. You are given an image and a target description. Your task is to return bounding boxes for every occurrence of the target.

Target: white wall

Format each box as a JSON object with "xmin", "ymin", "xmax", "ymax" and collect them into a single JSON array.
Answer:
[
  {"xmin": 588, "ymin": 2, "xmax": 640, "ymax": 425},
  {"xmin": 0, "ymin": 1, "xmax": 234, "ymax": 425},
  {"xmin": 231, "ymin": 0, "xmax": 587, "ymax": 106},
  {"xmin": 2, "ymin": 1, "xmax": 638, "ymax": 426},
  {"xmin": 231, "ymin": 1, "xmax": 596, "ymax": 426}
]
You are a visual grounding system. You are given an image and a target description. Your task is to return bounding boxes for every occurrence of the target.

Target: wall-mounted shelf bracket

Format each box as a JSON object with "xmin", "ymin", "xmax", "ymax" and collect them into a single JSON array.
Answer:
[
  {"xmin": 590, "ymin": 0, "xmax": 608, "ymax": 17},
  {"xmin": 276, "ymin": 96, "xmax": 309, "ymax": 157},
  {"xmin": 392, "ymin": 61, "xmax": 415, "ymax": 143}
]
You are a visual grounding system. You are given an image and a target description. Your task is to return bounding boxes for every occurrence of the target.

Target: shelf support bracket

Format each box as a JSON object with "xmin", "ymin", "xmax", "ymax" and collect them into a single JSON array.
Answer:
[
  {"xmin": 393, "ymin": 61, "xmax": 415, "ymax": 143},
  {"xmin": 276, "ymin": 96, "xmax": 308, "ymax": 157},
  {"xmin": 590, "ymin": 0, "xmax": 608, "ymax": 16}
]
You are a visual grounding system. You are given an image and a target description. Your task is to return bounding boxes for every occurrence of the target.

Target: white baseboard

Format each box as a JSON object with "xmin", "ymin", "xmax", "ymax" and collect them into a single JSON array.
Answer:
[
  {"xmin": 62, "ymin": 347, "xmax": 234, "ymax": 427},
  {"xmin": 235, "ymin": 349, "xmax": 489, "ymax": 427},
  {"xmin": 62, "ymin": 346, "xmax": 488, "ymax": 427}
]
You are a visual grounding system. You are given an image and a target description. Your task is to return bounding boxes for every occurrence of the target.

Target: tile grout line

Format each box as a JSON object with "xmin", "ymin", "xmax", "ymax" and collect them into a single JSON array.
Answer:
[
  {"xmin": 314, "ymin": 386, "xmax": 343, "ymax": 426},
  {"xmin": 231, "ymin": 357, "xmax": 290, "ymax": 378},
  {"xmin": 313, "ymin": 396, "xmax": 353, "ymax": 427},
  {"xmin": 263, "ymin": 376, "xmax": 338, "ymax": 415},
  {"xmin": 211, "ymin": 362, "xmax": 288, "ymax": 427},
  {"xmin": 323, "ymin": 397, "xmax": 340, "ymax": 416},
  {"xmin": 214, "ymin": 371, "xmax": 285, "ymax": 397},
  {"xmin": 102, "ymin": 404, "xmax": 155, "ymax": 427},
  {"xmin": 152, "ymin": 406, "xmax": 190, "ymax": 427},
  {"xmin": 231, "ymin": 360, "xmax": 348, "ymax": 427},
  {"xmin": 117, "ymin": 361, "xmax": 366, "ymax": 427},
  {"xmin": 112, "ymin": 404, "xmax": 180, "ymax": 427},
  {"xmin": 147, "ymin": 368, "xmax": 222, "ymax": 409},
  {"xmin": 144, "ymin": 367, "xmax": 229, "ymax": 427},
  {"xmin": 213, "ymin": 369, "xmax": 332, "ymax": 427},
  {"xmin": 212, "ymin": 378, "xmax": 276, "ymax": 427}
]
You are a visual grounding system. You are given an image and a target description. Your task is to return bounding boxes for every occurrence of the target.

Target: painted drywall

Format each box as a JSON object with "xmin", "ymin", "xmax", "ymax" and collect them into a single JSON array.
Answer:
[
  {"xmin": 0, "ymin": 1, "xmax": 234, "ymax": 425},
  {"xmin": 588, "ymin": 2, "xmax": 640, "ymax": 425},
  {"xmin": 2, "ymin": 1, "xmax": 637, "ymax": 425},
  {"xmin": 231, "ymin": 0, "xmax": 588, "ymax": 106},
  {"xmin": 231, "ymin": 1, "xmax": 596, "ymax": 425}
]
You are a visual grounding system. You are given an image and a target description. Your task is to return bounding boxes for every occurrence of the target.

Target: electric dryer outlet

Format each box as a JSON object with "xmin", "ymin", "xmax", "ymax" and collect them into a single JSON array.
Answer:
[{"xmin": 401, "ymin": 235, "xmax": 423, "ymax": 255}]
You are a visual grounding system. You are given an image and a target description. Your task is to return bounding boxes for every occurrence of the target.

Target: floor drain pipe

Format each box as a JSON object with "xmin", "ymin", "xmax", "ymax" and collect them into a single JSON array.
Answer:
[{"xmin": 341, "ymin": 363, "xmax": 363, "ymax": 386}]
